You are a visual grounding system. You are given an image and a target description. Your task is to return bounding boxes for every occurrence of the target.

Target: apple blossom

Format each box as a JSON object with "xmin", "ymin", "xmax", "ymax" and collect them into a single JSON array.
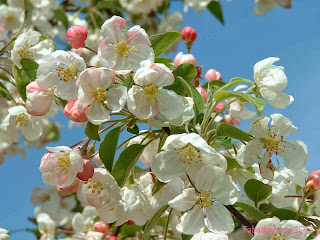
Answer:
[
  {"xmin": 11, "ymin": 30, "xmax": 54, "ymax": 68},
  {"xmin": 151, "ymin": 133, "xmax": 227, "ymax": 182},
  {"xmin": 40, "ymin": 146, "xmax": 84, "ymax": 188},
  {"xmin": 37, "ymin": 213, "xmax": 56, "ymax": 240},
  {"xmin": 174, "ymin": 52, "xmax": 197, "ymax": 67},
  {"xmin": 67, "ymin": 25, "xmax": 88, "ymax": 49},
  {"xmin": 169, "ymin": 165, "xmax": 239, "ymax": 234},
  {"xmin": 94, "ymin": 221, "xmax": 110, "ymax": 235},
  {"xmin": 36, "ymin": 50, "xmax": 86, "ymax": 100},
  {"xmin": 76, "ymin": 67, "xmax": 127, "ymax": 125},
  {"xmin": 254, "ymin": 0, "xmax": 292, "ymax": 16},
  {"xmin": 205, "ymin": 69, "xmax": 223, "ymax": 81},
  {"xmin": 253, "ymin": 57, "xmax": 293, "ymax": 109},
  {"xmin": 0, "ymin": 228, "xmax": 9, "ymax": 240},
  {"xmin": 251, "ymin": 217, "xmax": 308, "ymax": 239},
  {"xmin": 26, "ymin": 81, "xmax": 54, "ymax": 116},
  {"xmin": 119, "ymin": 0, "xmax": 165, "ymax": 14},
  {"xmin": 57, "ymin": 178, "xmax": 80, "ymax": 197},
  {"xmin": 0, "ymin": 105, "xmax": 43, "ymax": 143},
  {"xmin": 98, "ymin": 16, "xmax": 154, "ymax": 71},
  {"xmin": 196, "ymin": 87, "xmax": 207, "ymax": 103},
  {"xmin": 184, "ymin": 0, "xmax": 212, "ymax": 13},
  {"xmin": 237, "ymin": 114, "xmax": 308, "ymax": 180},
  {"xmin": 0, "ymin": 4, "xmax": 23, "ymax": 31},
  {"xmin": 127, "ymin": 63, "xmax": 184, "ymax": 120},
  {"xmin": 77, "ymin": 159, "xmax": 95, "ymax": 181},
  {"xmin": 31, "ymin": 187, "xmax": 53, "ymax": 206}
]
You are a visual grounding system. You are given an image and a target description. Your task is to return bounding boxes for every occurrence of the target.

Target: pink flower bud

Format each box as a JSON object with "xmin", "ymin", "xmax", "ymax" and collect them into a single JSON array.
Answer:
[
  {"xmin": 94, "ymin": 221, "xmax": 110, "ymax": 235},
  {"xmin": 67, "ymin": 25, "xmax": 88, "ymax": 49},
  {"xmin": 126, "ymin": 220, "xmax": 134, "ymax": 225},
  {"xmin": 205, "ymin": 69, "xmax": 223, "ymax": 81},
  {"xmin": 196, "ymin": 87, "xmax": 207, "ymax": 103},
  {"xmin": 223, "ymin": 114, "xmax": 240, "ymax": 126},
  {"xmin": 26, "ymin": 81, "xmax": 53, "ymax": 116},
  {"xmin": 63, "ymin": 99, "xmax": 88, "ymax": 122},
  {"xmin": 174, "ymin": 52, "xmax": 197, "ymax": 67},
  {"xmin": 57, "ymin": 178, "xmax": 80, "ymax": 197},
  {"xmin": 195, "ymin": 67, "xmax": 202, "ymax": 79},
  {"xmin": 182, "ymin": 26, "xmax": 197, "ymax": 42},
  {"xmin": 304, "ymin": 170, "xmax": 320, "ymax": 199},
  {"xmin": 77, "ymin": 159, "xmax": 94, "ymax": 181},
  {"xmin": 108, "ymin": 236, "xmax": 117, "ymax": 240},
  {"xmin": 215, "ymin": 102, "xmax": 225, "ymax": 112}
]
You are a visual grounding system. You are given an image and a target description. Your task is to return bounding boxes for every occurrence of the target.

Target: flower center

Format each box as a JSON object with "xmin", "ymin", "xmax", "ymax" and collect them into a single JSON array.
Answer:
[
  {"xmin": 270, "ymin": 233, "xmax": 285, "ymax": 240},
  {"xmin": 57, "ymin": 153, "xmax": 71, "ymax": 172},
  {"xmin": 177, "ymin": 144, "xmax": 202, "ymax": 164},
  {"xmin": 195, "ymin": 189, "xmax": 215, "ymax": 209},
  {"xmin": 114, "ymin": 40, "xmax": 136, "ymax": 57},
  {"xmin": 141, "ymin": 84, "xmax": 159, "ymax": 104},
  {"xmin": 90, "ymin": 86, "xmax": 107, "ymax": 103},
  {"xmin": 18, "ymin": 42, "xmax": 36, "ymax": 58},
  {"xmin": 84, "ymin": 179, "xmax": 104, "ymax": 194},
  {"xmin": 16, "ymin": 113, "xmax": 28, "ymax": 127},
  {"xmin": 264, "ymin": 133, "xmax": 285, "ymax": 155},
  {"xmin": 56, "ymin": 63, "xmax": 79, "ymax": 82}
]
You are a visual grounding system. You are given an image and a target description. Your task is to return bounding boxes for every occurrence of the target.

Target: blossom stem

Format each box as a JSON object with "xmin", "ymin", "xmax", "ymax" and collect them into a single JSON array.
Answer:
[
  {"xmin": 284, "ymin": 195, "xmax": 303, "ymax": 198},
  {"xmin": 224, "ymin": 205, "xmax": 254, "ymax": 234},
  {"xmin": 295, "ymin": 195, "xmax": 306, "ymax": 220},
  {"xmin": 164, "ymin": 208, "xmax": 173, "ymax": 240},
  {"xmin": 112, "ymin": 225, "xmax": 122, "ymax": 236},
  {"xmin": 84, "ymin": 45, "xmax": 98, "ymax": 54}
]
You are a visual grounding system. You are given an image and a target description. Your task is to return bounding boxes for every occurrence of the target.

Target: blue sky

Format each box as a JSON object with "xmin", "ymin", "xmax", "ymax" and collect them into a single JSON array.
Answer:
[{"xmin": 1, "ymin": 1, "xmax": 320, "ymax": 239}]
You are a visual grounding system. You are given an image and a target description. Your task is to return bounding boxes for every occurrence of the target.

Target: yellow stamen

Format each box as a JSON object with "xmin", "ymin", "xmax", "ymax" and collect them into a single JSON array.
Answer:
[
  {"xmin": 57, "ymin": 153, "xmax": 71, "ymax": 172},
  {"xmin": 16, "ymin": 114, "xmax": 28, "ymax": 127},
  {"xmin": 141, "ymin": 84, "xmax": 159, "ymax": 104},
  {"xmin": 89, "ymin": 86, "xmax": 107, "ymax": 103},
  {"xmin": 114, "ymin": 40, "xmax": 136, "ymax": 57}
]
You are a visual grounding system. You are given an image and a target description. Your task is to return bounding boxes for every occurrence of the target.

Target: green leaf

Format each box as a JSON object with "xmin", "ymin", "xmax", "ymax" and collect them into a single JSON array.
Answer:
[
  {"xmin": 207, "ymin": 1, "xmax": 224, "ymax": 24},
  {"xmin": 13, "ymin": 58, "xmax": 39, "ymax": 101},
  {"xmin": 219, "ymin": 77, "xmax": 253, "ymax": 91},
  {"xmin": 270, "ymin": 209, "xmax": 310, "ymax": 226},
  {"xmin": 181, "ymin": 234, "xmax": 193, "ymax": 240},
  {"xmin": 214, "ymin": 91, "xmax": 265, "ymax": 116},
  {"xmin": 244, "ymin": 179, "xmax": 272, "ymax": 206},
  {"xmin": 85, "ymin": 122, "xmax": 100, "ymax": 141},
  {"xmin": 150, "ymin": 31, "xmax": 183, "ymax": 57},
  {"xmin": 165, "ymin": 63, "xmax": 197, "ymax": 95},
  {"xmin": 24, "ymin": 0, "xmax": 34, "ymax": 26},
  {"xmin": 46, "ymin": 123, "xmax": 60, "ymax": 142},
  {"xmin": 53, "ymin": 8, "xmax": 69, "ymax": 28},
  {"xmin": 0, "ymin": 72, "xmax": 10, "ymax": 82},
  {"xmin": 203, "ymin": 80, "xmax": 226, "ymax": 91},
  {"xmin": 127, "ymin": 124, "xmax": 139, "ymax": 135},
  {"xmin": 211, "ymin": 136, "xmax": 233, "ymax": 149},
  {"xmin": 216, "ymin": 122, "xmax": 253, "ymax": 142},
  {"xmin": 0, "ymin": 82, "xmax": 12, "ymax": 100},
  {"xmin": 112, "ymin": 144, "xmax": 146, "ymax": 187},
  {"xmin": 99, "ymin": 127, "xmax": 121, "ymax": 172},
  {"xmin": 175, "ymin": 76, "xmax": 204, "ymax": 115},
  {"xmin": 224, "ymin": 155, "xmax": 241, "ymax": 172},
  {"xmin": 235, "ymin": 202, "xmax": 266, "ymax": 221},
  {"xmin": 119, "ymin": 223, "xmax": 143, "ymax": 238},
  {"xmin": 155, "ymin": 57, "xmax": 173, "ymax": 65},
  {"xmin": 143, "ymin": 204, "xmax": 169, "ymax": 240}
]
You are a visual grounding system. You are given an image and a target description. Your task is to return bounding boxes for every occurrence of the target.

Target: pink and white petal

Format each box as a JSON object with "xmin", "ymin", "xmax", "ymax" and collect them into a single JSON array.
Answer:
[
  {"xmin": 176, "ymin": 208, "xmax": 205, "ymax": 235},
  {"xmin": 134, "ymin": 67, "xmax": 160, "ymax": 86},
  {"xmin": 55, "ymin": 80, "xmax": 78, "ymax": 101},
  {"xmin": 279, "ymin": 139, "xmax": 308, "ymax": 170},
  {"xmin": 151, "ymin": 151, "xmax": 185, "ymax": 183},
  {"xmin": 168, "ymin": 188, "xmax": 197, "ymax": 212},
  {"xmin": 21, "ymin": 119, "xmax": 42, "ymax": 141},
  {"xmin": 69, "ymin": 148, "xmax": 83, "ymax": 172},
  {"xmin": 97, "ymin": 203, "xmax": 117, "ymax": 223},
  {"xmin": 106, "ymin": 85, "xmax": 127, "ymax": 112},
  {"xmin": 157, "ymin": 89, "xmax": 184, "ymax": 120},
  {"xmin": 60, "ymin": 169, "xmax": 77, "ymax": 188},
  {"xmin": 85, "ymin": 103, "xmax": 110, "ymax": 125},
  {"xmin": 206, "ymin": 205, "xmax": 234, "ymax": 234},
  {"xmin": 270, "ymin": 113, "xmax": 297, "ymax": 137},
  {"xmin": 127, "ymin": 44, "xmax": 154, "ymax": 70},
  {"xmin": 98, "ymin": 40, "xmax": 118, "ymax": 68},
  {"xmin": 8, "ymin": 105, "xmax": 26, "ymax": 116},
  {"xmin": 248, "ymin": 116, "xmax": 270, "ymax": 138},
  {"xmin": 42, "ymin": 167, "xmax": 65, "ymax": 186},
  {"xmin": 101, "ymin": 16, "xmax": 125, "ymax": 43},
  {"xmin": 46, "ymin": 146, "xmax": 71, "ymax": 153},
  {"xmin": 236, "ymin": 139, "xmax": 264, "ymax": 168},
  {"xmin": 126, "ymin": 25, "xmax": 151, "ymax": 46},
  {"xmin": 77, "ymin": 87, "xmax": 92, "ymax": 110},
  {"xmin": 40, "ymin": 157, "xmax": 59, "ymax": 172},
  {"xmin": 150, "ymin": 63, "xmax": 174, "ymax": 87}
]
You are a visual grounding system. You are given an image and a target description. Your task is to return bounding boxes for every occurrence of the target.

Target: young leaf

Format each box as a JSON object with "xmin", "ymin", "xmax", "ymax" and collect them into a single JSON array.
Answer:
[
  {"xmin": 271, "ymin": 209, "xmax": 310, "ymax": 226},
  {"xmin": 176, "ymin": 76, "xmax": 204, "ymax": 115},
  {"xmin": 219, "ymin": 77, "xmax": 253, "ymax": 91},
  {"xmin": 142, "ymin": 204, "xmax": 169, "ymax": 240},
  {"xmin": 203, "ymin": 80, "xmax": 226, "ymax": 91},
  {"xmin": 13, "ymin": 58, "xmax": 39, "ymax": 101},
  {"xmin": 214, "ymin": 91, "xmax": 265, "ymax": 116},
  {"xmin": 216, "ymin": 122, "xmax": 253, "ymax": 142},
  {"xmin": 53, "ymin": 8, "xmax": 69, "ymax": 28},
  {"xmin": 149, "ymin": 31, "xmax": 183, "ymax": 57},
  {"xmin": 207, "ymin": 1, "xmax": 224, "ymax": 24},
  {"xmin": 99, "ymin": 126, "xmax": 121, "ymax": 172},
  {"xmin": 85, "ymin": 122, "xmax": 100, "ymax": 141},
  {"xmin": 155, "ymin": 57, "xmax": 173, "ymax": 65},
  {"xmin": 111, "ymin": 144, "xmax": 146, "ymax": 187},
  {"xmin": 244, "ymin": 179, "xmax": 272, "ymax": 206},
  {"xmin": 234, "ymin": 202, "xmax": 267, "ymax": 221}
]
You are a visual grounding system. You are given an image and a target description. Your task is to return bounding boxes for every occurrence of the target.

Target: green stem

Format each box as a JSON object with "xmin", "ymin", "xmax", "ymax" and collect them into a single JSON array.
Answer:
[
  {"xmin": 164, "ymin": 208, "xmax": 173, "ymax": 240},
  {"xmin": 295, "ymin": 195, "xmax": 306, "ymax": 220}
]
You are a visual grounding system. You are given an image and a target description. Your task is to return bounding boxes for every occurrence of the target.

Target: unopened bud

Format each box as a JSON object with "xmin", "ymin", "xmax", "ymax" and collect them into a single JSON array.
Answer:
[
  {"xmin": 94, "ymin": 221, "xmax": 110, "ymax": 235},
  {"xmin": 77, "ymin": 159, "xmax": 94, "ymax": 181},
  {"xmin": 67, "ymin": 25, "xmax": 88, "ymax": 49},
  {"xmin": 205, "ymin": 69, "xmax": 223, "ymax": 81}
]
